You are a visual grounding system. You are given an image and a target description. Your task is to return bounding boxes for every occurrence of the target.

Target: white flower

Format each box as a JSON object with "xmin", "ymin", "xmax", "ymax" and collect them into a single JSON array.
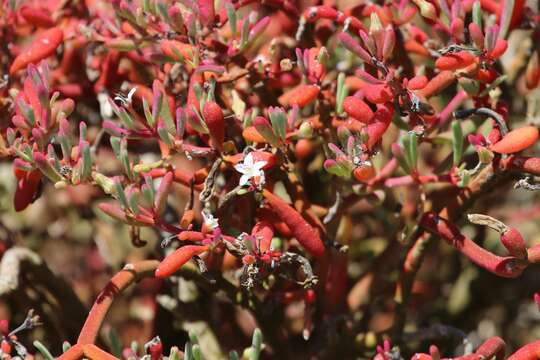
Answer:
[
  {"xmin": 97, "ymin": 92, "xmax": 113, "ymax": 118},
  {"xmin": 234, "ymin": 152, "xmax": 267, "ymax": 187},
  {"xmin": 114, "ymin": 86, "xmax": 138, "ymax": 106},
  {"xmin": 202, "ymin": 210, "xmax": 219, "ymax": 230}
]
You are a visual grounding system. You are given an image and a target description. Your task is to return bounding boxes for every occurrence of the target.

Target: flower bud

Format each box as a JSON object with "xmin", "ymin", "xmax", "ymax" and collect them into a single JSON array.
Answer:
[
  {"xmin": 477, "ymin": 147, "xmax": 494, "ymax": 164},
  {"xmin": 501, "ymin": 227, "xmax": 527, "ymax": 259}
]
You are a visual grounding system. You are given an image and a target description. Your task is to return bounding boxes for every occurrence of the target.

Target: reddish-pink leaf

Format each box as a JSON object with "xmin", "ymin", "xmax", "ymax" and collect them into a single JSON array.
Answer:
[
  {"xmin": 490, "ymin": 126, "xmax": 539, "ymax": 154},
  {"xmin": 10, "ymin": 27, "xmax": 63, "ymax": 74},
  {"xmin": 155, "ymin": 245, "xmax": 209, "ymax": 278}
]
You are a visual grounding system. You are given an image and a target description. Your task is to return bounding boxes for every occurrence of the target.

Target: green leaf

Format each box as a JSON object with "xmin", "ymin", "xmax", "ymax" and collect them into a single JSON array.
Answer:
[
  {"xmin": 142, "ymin": 0, "xmax": 151, "ymax": 13},
  {"xmin": 17, "ymin": 98, "xmax": 35, "ymax": 126},
  {"xmin": 116, "ymin": 138, "xmax": 132, "ymax": 179},
  {"xmin": 157, "ymin": 125, "xmax": 174, "ymax": 148},
  {"xmin": 193, "ymin": 83, "xmax": 205, "ymax": 110},
  {"xmin": 160, "ymin": 97, "xmax": 176, "ymax": 134},
  {"xmin": 253, "ymin": 118, "xmax": 280, "ymax": 146},
  {"xmin": 184, "ymin": 341, "xmax": 193, "ymax": 360},
  {"xmin": 458, "ymin": 169, "xmax": 471, "ymax": 188},
  {"xmin": 336, "ymin": 72, "xmax": 348, "ymax": 114},
  {"xmin": 113, "ymin": 103, "xmax": 135, "ymax": 129},
  {"xmin": 128, "ymin": 191, "xmax": 140, "ymax": 215},
  {"xmin": 499, "ymin": 0, "xmax": 514, "ymax": 39},
  {"xmin": 396, "ymin": 155, "xmax": 411, "ymax": 174},
  {"xmin": 133, "ymin": 160, "xmax": 163, "ymax": 173},
  {"xmin": 169, "ymin": 347, "xmax": 181, "ymax": 360},
  {"xmin": 71, "ymin": 165, "xmax": 81, "ymax": 185},
  {"xmin": 20, "ymin": 144, "xmax": 34, "ymax": 163},
  {"xmin": 206, "ymin": 78, "xmax": 216, "ymax": 103},
  {"xmin": 33, "ymin": 341, "xmax": 54, "ymax": 360},
  {"xmin": 110, "ymin": 137, "xmax": 121, "ymax": 158},
  {"xmin": 452, "ymin": 120, "xmax": 464, "ymax": 165},
  {"xmin": 47, "ymin": 145, "xmax": 61, "ymax": 172},
  {"xmin": 402, "ymin": 132, "xmax": 418, "ymax": 171},
  {"xmin": 250, "ymin": 329, "xmax": 263, "ymax": 360},
  {"xmin": 114, "ymin": 181, "xmax": 129, "ymax": 209},
  {"xmin": 226, "ymin": 3, "xmax": 237, "ymax": 38},
  {"xmin": 188, "ymin": 106, "xmax": 210, "ymax": 134},
  {"xmin": 268, "ymin": 108, "xmax": 287, "ymax": 141},
  {"xmin": 143, "ymin": 98, "xmax": 155, "ymax": 127},
  {"xmin": 108, "ymin": 328, "xmax": 123, "ymax": 358},
  {"xmin": 472, "ymin": 1, "xmax": 482, "ymax": 29},
  {"xmin": 93, "ymin": 172, "xmax": 115, "ymax": 195},
  {"xmin": 145, "ymin": 176, "xmax": 155, "ymax": 197},
  {"xmin": 79, "ymin": 122, "xmax": 87, "ymax": 140},
  {"xmin": 157, "ymin": 2, "xmax": 170, "ymax": 22},
  {"xmin": 430, "ymin": 136, "xmax": 453, "ymax": 146},
  {"xmin": 189, "ymin": 331, "xmax": 199, "ymax": 344},
  {"xmin": 240, "ymin": 17, "xmax": 250, "ymax": 49},
  {"xmin": 34, "ymin": 155, "xmax": 63, "ymax": 182},
  {"xmin": 325, "ymin": 160, "xmax": 352, "ymax": 179},
  {"xmin": 81, "ymin": 143, "xmax": 92, "ymax": 181},
  {"xmin": 152, "ymin": 87, "xmax": 163, "ymax": 118},
  {"xmin": 192, "ymin": 344, "xmax": 202, "ymax": 360},
  {"xmin": 141, "ymin": 183, "xmax": 154, "ymax": 207}
]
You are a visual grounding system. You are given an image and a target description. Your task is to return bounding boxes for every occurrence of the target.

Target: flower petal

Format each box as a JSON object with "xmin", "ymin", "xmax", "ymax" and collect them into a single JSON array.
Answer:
[{"xmin": 239, "ymin": 174, "xmax": 250, "ymax": 187}]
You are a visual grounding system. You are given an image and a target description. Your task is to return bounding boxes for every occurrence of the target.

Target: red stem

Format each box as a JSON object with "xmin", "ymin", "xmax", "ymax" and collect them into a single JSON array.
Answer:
[
  {"xmin": 82, "ymin": 344, "xmax": 120, "ymax": 360},
  {"xmin": 437, "ymin": 90, "xmax": 468, "ymax": 126},
  {"xmin": 57, "ymin": 344, "xmax": 84, "ymax": 360},
  {"xmin": 384, "ymin": 174, "xmax": 453, "ymax": 187},
  {"xmin": 421, "ymin": 212, "xmax": 527, "ymax": 278},
  {"xmin": 76, "ymin": 260, "xmax": 159, "ymax": 344},
  {"xmin": 475, "ymin": 336, "xmax": 506, "ymax": 360},
  {"xmin": 501, "ymin": 156, "xmax": 540, "ymax": 176},
  {"xmin": 527, "ymin": 244, "xmax": 540, "ymax": 263},
  {"xmin": 508, "ymin": 340, "xmax": 540, "ymax": 360}
]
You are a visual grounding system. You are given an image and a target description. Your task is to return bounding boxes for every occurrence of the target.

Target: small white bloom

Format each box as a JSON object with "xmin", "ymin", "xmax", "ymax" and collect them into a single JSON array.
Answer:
[
  {"xmin": 202, "ymin": 210, "xmax": 219, "ymax": 230},
  {"xmin": 114, "ymin": 86, "xmax": 138, "ymax": 106},
  {"xmin": 97, "ymin": 92, "xmax": 113, "ymax": 118},
  {"xmin": 234, "ymin": 152, "xmax": 267, "ymax": 187},
  {"xmin": 342, "ymin": 16, "xmax": 351, "ymax": 33}
]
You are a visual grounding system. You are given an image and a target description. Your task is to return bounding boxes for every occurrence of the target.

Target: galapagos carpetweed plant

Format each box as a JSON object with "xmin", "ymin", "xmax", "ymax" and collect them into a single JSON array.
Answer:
[{"xmin": 3, "ymin": 0, "xmax": 540, "ymax": 358}]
